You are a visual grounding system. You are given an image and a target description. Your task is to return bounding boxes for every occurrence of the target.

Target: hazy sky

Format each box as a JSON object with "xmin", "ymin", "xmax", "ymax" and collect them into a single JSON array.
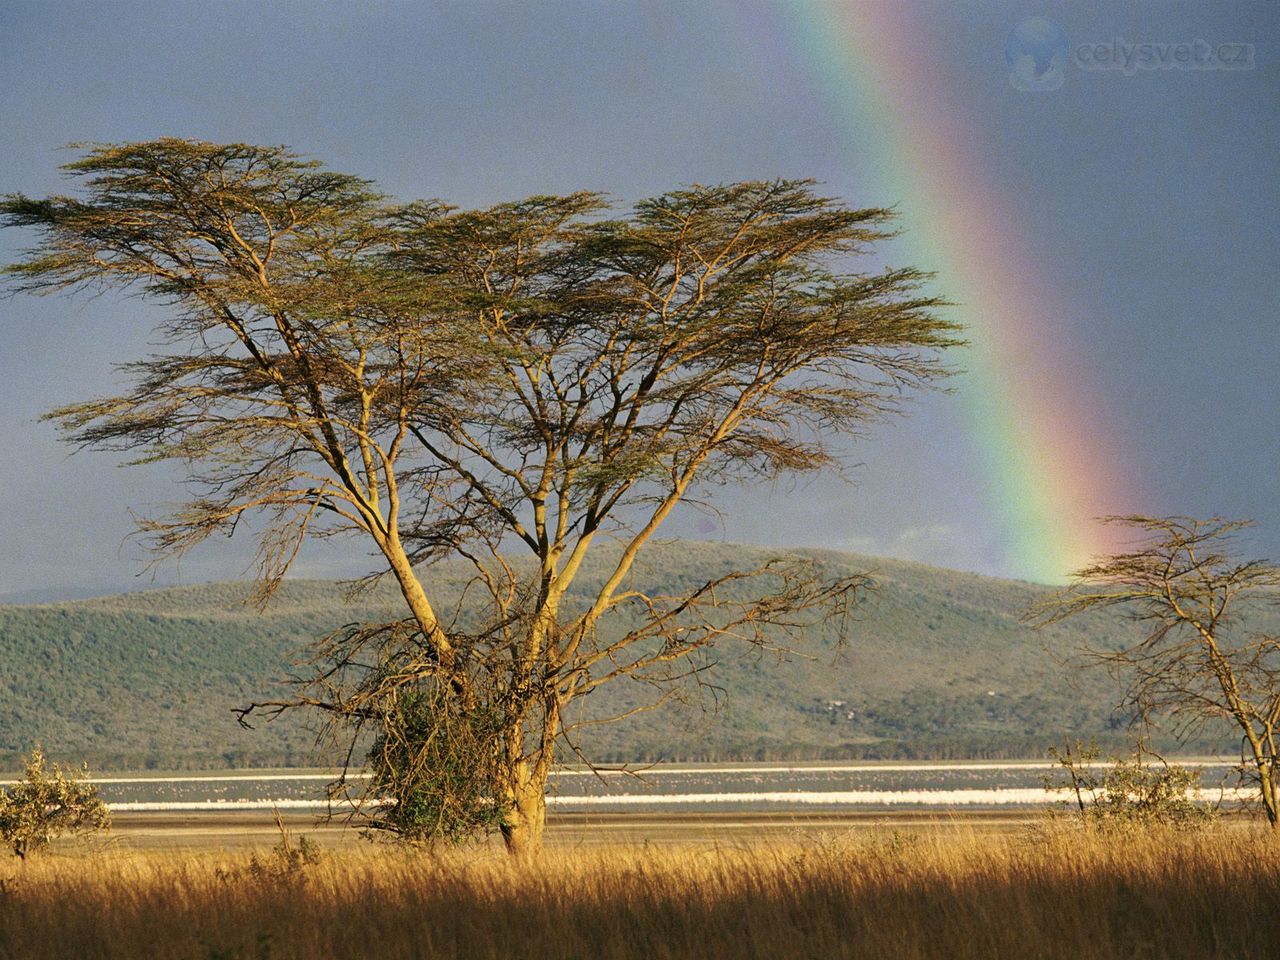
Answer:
[{"xmin": 1, "ymin": 0, "xmax": 1276, "ymax": 600}]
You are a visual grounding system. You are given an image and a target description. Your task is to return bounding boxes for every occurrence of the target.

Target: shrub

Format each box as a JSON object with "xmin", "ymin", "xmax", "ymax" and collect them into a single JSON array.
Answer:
[
  {"xmin": 243, "ymin": 810, "xmax": 323, "ymax": 884},
  {"xmin": 360, "ymin": 685, "xmax": 508, "ymax": 844},
  {"xmin": 1043, "ymin": 738, "xmax": 1216, "ymax": 830},
  {"xmin": 0, "ymin": 748, "xmax": 110, "ymax": 858}
]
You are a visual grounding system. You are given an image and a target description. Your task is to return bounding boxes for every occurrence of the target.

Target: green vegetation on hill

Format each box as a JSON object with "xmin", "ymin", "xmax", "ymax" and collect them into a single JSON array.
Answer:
[{"xmin": 0, "ymin": 542, "xmax": 1246, "ymax": 770}]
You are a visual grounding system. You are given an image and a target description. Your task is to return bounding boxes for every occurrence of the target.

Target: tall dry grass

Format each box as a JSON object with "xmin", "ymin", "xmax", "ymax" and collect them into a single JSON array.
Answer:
[{"xmin": 1, "ymin": 825, "xmax": 1278, "ymax": 959}]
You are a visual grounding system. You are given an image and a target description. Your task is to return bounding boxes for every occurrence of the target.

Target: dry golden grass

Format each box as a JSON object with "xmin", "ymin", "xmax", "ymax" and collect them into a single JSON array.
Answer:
[{"xmin": 2, "ymin": 825, "xmax": 1279, "ymax": 959}]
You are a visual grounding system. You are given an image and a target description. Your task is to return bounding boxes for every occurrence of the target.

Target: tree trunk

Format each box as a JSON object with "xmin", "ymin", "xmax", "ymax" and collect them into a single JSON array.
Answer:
[
  {"xmin": 1262, "ymin": 767, "xmax": 1279, "ymax": 831},
  {"xmin": 499, "ymin": 760, "xmax": 547, "ymax": 857}
]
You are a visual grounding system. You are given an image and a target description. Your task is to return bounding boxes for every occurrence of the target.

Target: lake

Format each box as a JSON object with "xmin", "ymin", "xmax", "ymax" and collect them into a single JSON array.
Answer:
[{"xmin": 33, "ymin": 760, "xmax": 1247, "ymax": 813}]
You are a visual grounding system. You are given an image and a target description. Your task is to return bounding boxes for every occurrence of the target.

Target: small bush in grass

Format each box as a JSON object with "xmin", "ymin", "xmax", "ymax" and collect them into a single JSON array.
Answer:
[
  {"xmin": 216, "ymin": 809, "xmax": 324, "ymax": 887},
  {"xmin": 1044, "ymin": 738, "xmax": 1216, "ymax": 830},
  {"xmin": 0, "ymin": 748, "xmax": 110, "ymax": 859}
]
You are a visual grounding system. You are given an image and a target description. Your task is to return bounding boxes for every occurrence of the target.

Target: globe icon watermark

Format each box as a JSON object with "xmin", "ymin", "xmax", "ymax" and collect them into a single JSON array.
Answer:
[{"xmin": 1006, "ymin": 17, "xmax": 1069, "ymax": 91}]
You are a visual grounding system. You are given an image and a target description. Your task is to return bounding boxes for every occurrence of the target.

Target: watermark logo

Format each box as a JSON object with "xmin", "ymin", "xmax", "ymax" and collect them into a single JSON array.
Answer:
[
  {"xmin": 1008, "ymin": 17, "xmax": 1256, "ymax": 91},
  {"xmin": 1076, "ymin": 39, "xmax": 1254, "ymax": 75},
  {"xmin": 1006, "ymin": 17, "xmax": 1070, "ymax": 91}
]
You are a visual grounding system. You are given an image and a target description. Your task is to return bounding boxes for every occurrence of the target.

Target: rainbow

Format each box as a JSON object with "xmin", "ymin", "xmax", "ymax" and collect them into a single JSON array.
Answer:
[{"xmin": 742, "ymin": 1, "xmax": 1136, "ymax": 583}]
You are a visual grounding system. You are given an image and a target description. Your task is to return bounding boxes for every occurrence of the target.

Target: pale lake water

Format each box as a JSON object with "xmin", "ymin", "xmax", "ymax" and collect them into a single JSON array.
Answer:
[{"xmin": 8, "ymin": 761, "xmax": 1248, "ymax": 813}]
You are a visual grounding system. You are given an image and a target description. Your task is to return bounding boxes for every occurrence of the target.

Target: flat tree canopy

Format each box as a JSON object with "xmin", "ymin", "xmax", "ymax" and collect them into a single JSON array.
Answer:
[{"xmin": 3, "ymin": 139, "xmax": 961, "ymax": 853}]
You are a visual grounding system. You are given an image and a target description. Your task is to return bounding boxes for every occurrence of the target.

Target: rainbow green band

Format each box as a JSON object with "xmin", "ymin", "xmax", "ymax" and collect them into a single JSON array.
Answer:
[{"xmin": 755, "ymin": 1, "xmax": 1132, "ymax": 583}]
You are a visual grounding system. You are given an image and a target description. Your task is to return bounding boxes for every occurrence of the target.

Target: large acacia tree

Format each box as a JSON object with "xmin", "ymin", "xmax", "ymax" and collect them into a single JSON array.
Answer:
[{"xmin": 3, "ymin": 140, "xmax": 960, "ymax": 853}]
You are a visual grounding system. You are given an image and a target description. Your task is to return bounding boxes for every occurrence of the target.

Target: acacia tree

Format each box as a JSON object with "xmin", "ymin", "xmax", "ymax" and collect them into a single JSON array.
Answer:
[
  {"xmin": 1030, "ymin": 517, "xmax": 1280, "ymax": 828},
  {"xmin": 3, "ymin": 140, "xmax": 959, "ymax": 853},
  {"xmin": 0, "ymin": 749, "xmax": 110, "ymax": 859}
]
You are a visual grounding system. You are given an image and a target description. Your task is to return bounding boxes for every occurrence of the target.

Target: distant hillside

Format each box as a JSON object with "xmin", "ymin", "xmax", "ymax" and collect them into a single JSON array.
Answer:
[{"xmin": 0, "ymin": 541, "xmax": 1247, "ymax": 771}]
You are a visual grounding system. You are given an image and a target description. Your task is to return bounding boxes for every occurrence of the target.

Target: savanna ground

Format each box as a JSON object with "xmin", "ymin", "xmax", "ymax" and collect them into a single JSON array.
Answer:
[{"xmin": 3, "ymin": 814, "xmax": 1279, "ymax": 960}]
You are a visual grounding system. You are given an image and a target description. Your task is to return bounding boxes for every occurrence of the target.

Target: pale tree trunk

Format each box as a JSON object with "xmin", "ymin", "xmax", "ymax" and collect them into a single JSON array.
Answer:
[
  {"xmin": 1260, "ymin": 765, "xmax": 1279, "ymax": 831},
  {"xmin": 495, "ymin": 597, "xmax": 562, "ymax": 856},
  {"xmin": 499, "ymin": 758, "xmax": 548, "ymax": 857},
  {"xmin": 1241, "ymin": 731, "xmax": 1279, "ymax": 831}
]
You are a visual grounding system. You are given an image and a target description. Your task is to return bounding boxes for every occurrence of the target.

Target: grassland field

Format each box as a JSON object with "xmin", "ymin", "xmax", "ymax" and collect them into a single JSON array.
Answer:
[{"xmin": 3, "ymin": 814, "xmax": 1279, "ymax": 960}]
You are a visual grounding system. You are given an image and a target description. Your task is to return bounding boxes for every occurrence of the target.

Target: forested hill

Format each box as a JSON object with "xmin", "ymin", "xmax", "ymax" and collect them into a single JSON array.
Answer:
[{"xmin": 0, "ymin": 541, "xmax": 1230, "ymax": 771}]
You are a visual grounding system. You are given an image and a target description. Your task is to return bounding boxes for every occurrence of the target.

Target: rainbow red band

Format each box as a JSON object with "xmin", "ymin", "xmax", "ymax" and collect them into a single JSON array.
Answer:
[{"xmin": 752, "ymin": 0, "xmax": 1136, "ymax": 582}]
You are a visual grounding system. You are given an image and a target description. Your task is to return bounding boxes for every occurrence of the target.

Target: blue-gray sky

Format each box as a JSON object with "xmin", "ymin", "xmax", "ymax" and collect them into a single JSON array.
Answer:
[{"xmin": 1, "ymin": 0, "xmax": 1276, "ymax": 600}]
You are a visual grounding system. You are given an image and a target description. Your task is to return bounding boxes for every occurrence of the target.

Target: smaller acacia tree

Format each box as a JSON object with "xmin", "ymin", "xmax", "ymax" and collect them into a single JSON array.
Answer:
[
  {"xmin": 0, "ymin": 749, "xmax": 110, "ymax": 859},
  {"xmin": 1029, "ymin": 517, "xmax": 1280, "ymax": 828}
]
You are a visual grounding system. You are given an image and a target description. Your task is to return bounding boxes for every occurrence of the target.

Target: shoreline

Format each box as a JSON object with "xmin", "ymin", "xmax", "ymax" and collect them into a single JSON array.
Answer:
[{"xmin": 91, "ymin": 807, "xmax": 1106, "ymax": 850}]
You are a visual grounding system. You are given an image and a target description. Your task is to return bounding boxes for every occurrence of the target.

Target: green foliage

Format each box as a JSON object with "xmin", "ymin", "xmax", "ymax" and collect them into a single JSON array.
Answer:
[
  {"xmin": 363, "ymin": 686, "xmax": 508, "ymax": 844},
  {"xmin": 0, "ymin": 581, "xmax": 406, "ymax": 770},
  {"xmin": 1043, "ymin": 739, "xmax": 1216, "ymax": 830},
  {"xmin": 0, "ymin": 748, "xmax": 110, "ymax": 858},
  {"xmin": 2, "ymin": 544, "xmax": 1266, "ymax": 770}
]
